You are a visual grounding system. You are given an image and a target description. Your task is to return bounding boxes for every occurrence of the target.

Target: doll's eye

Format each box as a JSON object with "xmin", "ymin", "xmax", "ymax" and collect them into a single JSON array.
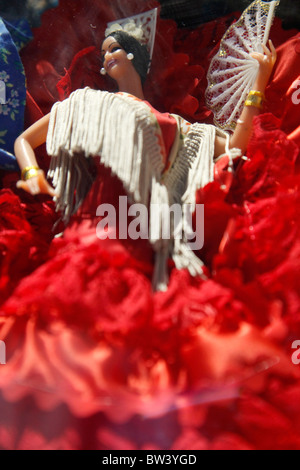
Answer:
[{"xmin": 101, "ymin": 45, "xmax": 122, "ymax": 62}]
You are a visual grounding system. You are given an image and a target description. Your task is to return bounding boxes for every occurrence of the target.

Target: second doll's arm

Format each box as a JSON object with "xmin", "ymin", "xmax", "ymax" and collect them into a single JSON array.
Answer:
[{"xmin": 14, "ymin": 113, "xmax": 56, "ymax": 196}]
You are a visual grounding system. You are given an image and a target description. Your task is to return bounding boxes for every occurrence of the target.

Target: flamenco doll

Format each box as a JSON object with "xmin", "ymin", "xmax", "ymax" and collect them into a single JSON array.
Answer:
[
  {"xmin": 13, "ymin": 6, "xmax": 277, "ymax": 290},
  {"xmin": 2, "ymin": 0, "xmax": 300, "ymax": 452}
]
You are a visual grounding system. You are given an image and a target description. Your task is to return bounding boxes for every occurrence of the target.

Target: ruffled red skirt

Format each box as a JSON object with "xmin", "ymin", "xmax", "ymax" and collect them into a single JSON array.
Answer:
[{"xmin": 1, "ymin": 112, "xmax": 300, "ymax": 450}]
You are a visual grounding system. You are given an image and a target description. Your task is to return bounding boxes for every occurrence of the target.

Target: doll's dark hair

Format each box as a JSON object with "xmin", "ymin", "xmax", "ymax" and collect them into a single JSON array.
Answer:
[{"xmin": 104, "ymin": 30, "xmax": 151, "ymax": 85}]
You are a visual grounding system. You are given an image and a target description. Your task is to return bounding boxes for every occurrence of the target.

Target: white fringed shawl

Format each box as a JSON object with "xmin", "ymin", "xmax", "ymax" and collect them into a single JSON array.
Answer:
[{"xmin": 46, "ymin": 87, "xmax": 225, "ymax": 290}]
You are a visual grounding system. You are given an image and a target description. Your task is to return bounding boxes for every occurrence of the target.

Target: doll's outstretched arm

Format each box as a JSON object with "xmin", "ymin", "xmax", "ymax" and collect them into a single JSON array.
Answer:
[
  {"xmin": 14, "ymin": 114, "xmax": 56, "ymax": 197},
  {"xmin": 214, "ymin": 40, "xmax": 277, "ymax": 158}
]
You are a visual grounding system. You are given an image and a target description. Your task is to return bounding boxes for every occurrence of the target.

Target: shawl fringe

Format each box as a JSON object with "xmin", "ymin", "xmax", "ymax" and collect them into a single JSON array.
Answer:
[{"xmin": 46, "ymin": 88, "xmax": 224, "ymax": 290}]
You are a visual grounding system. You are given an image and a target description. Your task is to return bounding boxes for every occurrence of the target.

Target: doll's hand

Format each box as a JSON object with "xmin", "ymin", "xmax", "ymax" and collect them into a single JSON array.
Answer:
[
  {"xmin": 16, "ymin": 170, "xmax": 56, "ymax": 197},
  {"xmin": 251, "ymin": 40, "xmax": 277, "ymax": 90}
]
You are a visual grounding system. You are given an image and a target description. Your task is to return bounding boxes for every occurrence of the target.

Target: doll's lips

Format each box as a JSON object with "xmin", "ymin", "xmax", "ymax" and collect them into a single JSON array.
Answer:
[{"xmin": 107, "ymin": 59, "xmax": 117, "ymax": 70}]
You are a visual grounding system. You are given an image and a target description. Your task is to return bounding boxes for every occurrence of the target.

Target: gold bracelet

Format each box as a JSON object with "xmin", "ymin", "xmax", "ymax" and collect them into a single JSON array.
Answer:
[
  {"xmin": 21, "ymin": 165, "xmax": 41, "ymax": 181},
  {"xmin": 244, "ymin": 90, "xmax": 265, "ymax": 110}
]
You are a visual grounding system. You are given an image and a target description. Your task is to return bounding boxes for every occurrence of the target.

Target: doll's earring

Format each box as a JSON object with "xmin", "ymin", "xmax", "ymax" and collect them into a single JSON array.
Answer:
[
  {"xmin": 100, "ymin": 67, "xmax": 106, "ymax": 75},
  {"xmin": 127, "ymin": 53, "xmax": 134, "ymax": 61}
]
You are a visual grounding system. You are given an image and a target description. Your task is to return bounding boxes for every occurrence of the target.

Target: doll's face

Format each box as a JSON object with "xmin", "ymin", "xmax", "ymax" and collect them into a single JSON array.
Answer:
[{"xmin": 101, "ymin": 36, "xmax": 134, "ymax": 82}]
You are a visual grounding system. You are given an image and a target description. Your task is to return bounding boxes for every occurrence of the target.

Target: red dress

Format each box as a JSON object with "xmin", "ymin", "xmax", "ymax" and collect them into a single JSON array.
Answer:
[{"xmin": 0, "ymin": 3, "xmax": 300, "ymax": 451}]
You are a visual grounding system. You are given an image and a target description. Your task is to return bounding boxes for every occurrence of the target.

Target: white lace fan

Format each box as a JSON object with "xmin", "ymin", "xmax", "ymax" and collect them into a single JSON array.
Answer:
[{"xmin": 205, "ymin": 0, "xmax": 280, "ymax": 131}]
